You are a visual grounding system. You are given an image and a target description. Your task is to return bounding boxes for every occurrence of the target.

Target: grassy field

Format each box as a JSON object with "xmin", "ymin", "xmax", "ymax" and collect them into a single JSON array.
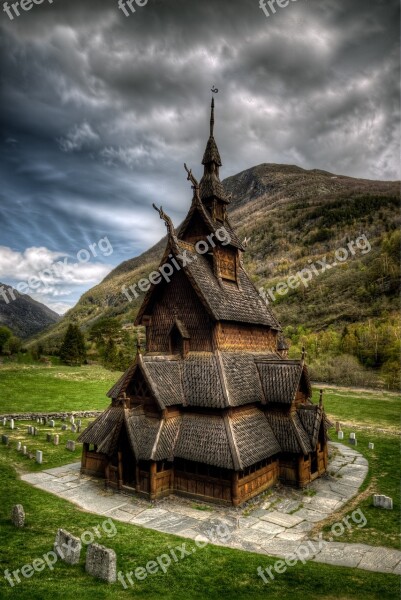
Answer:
[
  {"xmin": 0, "ymin": 459, "xmax": 398, "ymax": 600},
  {"xmin": 0, "ymin": 365, "xmax": 116, "ymax": 413},
  {"xmin": 313, "ymin": 386, "xmax": 401, "ymax": 432},
  {"xmin": 0, "ymin": 365, "xmax": 399, "ymax": 599}
]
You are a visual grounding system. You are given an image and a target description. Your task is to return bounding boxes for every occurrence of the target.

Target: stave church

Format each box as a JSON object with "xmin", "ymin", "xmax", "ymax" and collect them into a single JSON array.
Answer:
[{"xmin": 78, "ymin": 99, "xmax": 331, "ymax": 506}]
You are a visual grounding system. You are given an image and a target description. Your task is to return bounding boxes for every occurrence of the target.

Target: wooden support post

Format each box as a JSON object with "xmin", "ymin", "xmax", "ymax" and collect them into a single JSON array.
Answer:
[
  {"xmin": 150, "ymin": 462, "xmax": 157, "ymax": 500},
  {"xmin": 82, "ymin": 443, "xmax": 88, "ymax": 469},
  {"xmin": 105, "ymin": 461, "xmax": 110, "ymax": 489},
  {"xmin": 118, "ymin": 451, "xmax": 123, "ymax": 490},
  {"xmin": 136, "ymin": 463, "xmax": 140, "ymax": 491},
  {"xmin": 232, "ymin": 471, "xmax": 240, "ymax": 506}
]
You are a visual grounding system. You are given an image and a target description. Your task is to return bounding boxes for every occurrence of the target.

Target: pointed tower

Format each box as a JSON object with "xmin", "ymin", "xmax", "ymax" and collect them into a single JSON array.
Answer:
[{"xmin": 199, "ymin": 98, "xmax": 230, "ymax": 221}]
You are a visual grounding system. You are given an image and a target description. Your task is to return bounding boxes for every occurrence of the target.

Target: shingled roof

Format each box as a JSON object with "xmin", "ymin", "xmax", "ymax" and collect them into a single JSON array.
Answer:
[
  {"xmin": 78, "ymin": 406, "xmax": 124, "ymax": 455},
  {"xmin": 256, "ymin": 360, "xmax": 311, "ymax": 403},
  {"xmin": 266, "ymin": 411, "xmax": 312, "ymax": 455},
  {"xmin": 135, "ymin": 237, "xmax": 280, "ymax": 328},
  {"xmin": 177, "ymin": 195, "xmax": 242, "ymax": 249},
  {"xmin": 298, "ymin": 405, "xmax": 324, "ymax": 448},
  {"xmin": 107, "ymin": 351, "xmax": 293, "ymax": 409},
  {"xmin": 78, "ymin": 402, "xmax": 311, "ymax": 469}
]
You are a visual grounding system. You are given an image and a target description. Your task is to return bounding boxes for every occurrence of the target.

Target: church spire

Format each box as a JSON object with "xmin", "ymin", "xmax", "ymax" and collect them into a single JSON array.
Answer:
[
  {"xmin": 210, "ymin": 97, "xmax": 215, "ymax": 137},
  {"xmin": 200, "ymin": 97, "xmax": 229, "ymax": 208}
]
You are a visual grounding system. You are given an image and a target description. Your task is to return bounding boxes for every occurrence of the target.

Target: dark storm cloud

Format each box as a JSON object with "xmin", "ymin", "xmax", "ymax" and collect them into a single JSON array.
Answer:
[{"xmin": 0, "ymin": 0, "xmax": 399, "ymax": 312}]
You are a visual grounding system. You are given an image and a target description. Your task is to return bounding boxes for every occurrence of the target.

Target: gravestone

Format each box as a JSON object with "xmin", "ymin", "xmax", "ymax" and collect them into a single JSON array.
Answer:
[
  {"xmin": 77, "ymin": 425, "xmax": 81, "ymax": 433},
  {"xmin": 70, "ymin": 416, "xmax": 75, "ymax": 425},
  {"xmin": 77, "ymin": 420, "xmax": 82, "ymax": 427},
  {"xmin": 71, "ymin": 425, "xmax": 77, "ymax": 433},
  {"xmin": 11, "ymin": 504, "xmax": 25, "ymax": 528},
  {"xmin": 335, "ymin": 421, "xmax": 341, "ymax": 432},
  {"xmin": 373, "ymin": 494, "xmax": 393, "ymax": 510},
  {"xmin": 61, "ymin": 425, "xmax": 67, "ymax": 431},
  {"xmin": 66, "ymin": 440, "xmax": 76, "ymax": 452},
  {"xmin": 36, "ymin": 450, "xmax": 43, "ymax": 464},
  {"xmin": 349, "ymin": 432, "xmax": 356, "ymax": 440},
  {"xmin": 85, "ymin": 543, "xmax": 117, "ymax": 583},
  {"xmin": 2, "ymin": 435, "xmax": 8, "ymax": 444},
  {"xmin": 2, "ymin": 417, "xmax": 6, "ymax": 426},
  {"xmin": 46, "ymin": 433, "xmax": 52, "ymax": 442},
  {"xmin": 368, "ymin": 442, "xmax": 374, "ymax": 450},
  {"xmin": 9, "ymin": 419, "xmax": 15, "ymax": 430},
  {"xmin": 349, "ymin": 438, "xmax": 357, "ymax": 446},
  {"xmin": 16, "ymin": 442, "xmax": 21, "ymax": 451},
  {"xmin": 36, "ymin": 418, "xmax": 40, "ymax": 424},
  {"xmin": 54, "ymin": 435, "xmax": 60, "ymax": 446},
  {"xmin": 34, "ymin": 427, "xmax": 39, "ymax": 436},
  {"xmin": 22, "ymin": 445, "xmax": 27, "ymax": 455},
  {"xmin": 27, "ymin": 426, "xmax": 31, "ymax": 434},
  {"xmin": 49, "ymin": 420, "xmax": 55, "ymax": 428},
  {"xmin": 337, "ymin": 431, "xmax": 344, "ymax": 440},
  {"xmin": 54, "ymin": 529, "xmax": 82, "ymax": 564}
]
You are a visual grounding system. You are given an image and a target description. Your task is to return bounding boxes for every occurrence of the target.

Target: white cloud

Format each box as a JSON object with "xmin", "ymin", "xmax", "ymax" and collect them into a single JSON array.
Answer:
[
  {"xmin": 59, "ymin": 122, "xmax": 100, "ymax": 152},
  {"xmin": 0, "ymin": 245, "xmax": 112, "ymax": 303}
]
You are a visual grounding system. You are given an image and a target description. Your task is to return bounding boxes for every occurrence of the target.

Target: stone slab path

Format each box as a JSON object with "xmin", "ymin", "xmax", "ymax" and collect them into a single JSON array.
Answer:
[{"xmin": 21, "ymin": 442, "xmax": 401, "ymax": 575}]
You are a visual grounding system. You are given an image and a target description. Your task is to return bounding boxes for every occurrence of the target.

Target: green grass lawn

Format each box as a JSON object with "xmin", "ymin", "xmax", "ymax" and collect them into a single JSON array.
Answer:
[
  {"xmin": 321, "ymin": 429, "xmax": 400, "ymax": 549},
  {"xmin": 313, "ymin": 387, "xmax": 401, "ymax": 431},
  {"xmin": 0, "ymin": 459, "xmax": 398, "ymax": 600},
  {"xmin": 0, "ymin": 365, "xmax": 118, "ymax": 413},
  {"xmin": 0, "ymin": 365, "xmax": 399, "ymax": 599}
]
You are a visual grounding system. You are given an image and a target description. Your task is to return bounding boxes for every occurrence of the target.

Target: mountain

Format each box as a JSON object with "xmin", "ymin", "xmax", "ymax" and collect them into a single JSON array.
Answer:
[
  {"xmin": 30, "ymin": 163, "xmax": 400, "ymax": 378},
  {"xmin": 0, "ymin": 283, "xmax": 60, "ymax": 339}
]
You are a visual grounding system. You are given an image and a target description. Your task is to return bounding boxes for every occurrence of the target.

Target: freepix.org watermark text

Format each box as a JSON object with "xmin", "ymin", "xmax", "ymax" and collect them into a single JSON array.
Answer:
[{"xmin": 259, "ymin": 233, "xmax": 371, "ymax": 305}]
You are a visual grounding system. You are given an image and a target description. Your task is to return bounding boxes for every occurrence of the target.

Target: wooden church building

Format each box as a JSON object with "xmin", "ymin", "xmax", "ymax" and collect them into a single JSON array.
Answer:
[{"xmin": 79, "ymin": 100, "xmax": 330, "ymax": 506}]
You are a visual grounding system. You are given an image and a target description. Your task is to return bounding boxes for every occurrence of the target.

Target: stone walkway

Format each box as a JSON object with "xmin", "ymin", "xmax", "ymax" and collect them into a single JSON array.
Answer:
[{"xmin": 21, "ymin": 442, "xmax": 401, "ymax": 575}]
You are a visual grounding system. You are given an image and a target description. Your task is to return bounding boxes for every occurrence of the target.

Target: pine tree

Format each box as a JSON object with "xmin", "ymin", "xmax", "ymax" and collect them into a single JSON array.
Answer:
[
  {"xmin": 59, "ymin": 324, "xmax": 86, "ymax": 366},
  {"xmin": 103, "ymin": 338, "xmax": 118, "ymax": 370}
]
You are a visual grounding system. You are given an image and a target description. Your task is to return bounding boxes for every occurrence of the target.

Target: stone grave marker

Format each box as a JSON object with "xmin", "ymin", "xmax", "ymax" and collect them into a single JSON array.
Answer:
[
  {"xmin": 66, "ymin": 440, "xmax": 76, "ymax": 452},
  {"xmin": 46, "ymin": 433, "xmax": 52, "ymax": 442},
  {"xmin": 49, "ymin": 420, "xmax": 55, "ymax": 428},
  {"xmin": 54, "ymin": 529, "xmax": 82, "ymax": 564},
  {"xmin": 22, "ymin": 445, "xmax": 27, "ymax": 455},
  {"xmin": 368, "ymin": 442, "xmax": 374, "ymax": 450},
  {"xmin": 2, "ymin": 434, "xmax": 8, "ymax": 444},
  {"xmin": 36, "ymin": 450, "xmax": 43, "ymax": 464},
  {"xmin": 373, "ymin": 494, "xmax": 393, "ymax": 510},
  {"xmin": 16, "ymin": 441, "xmax": 21, "ymax": 451},
  {"xmin": 85, "ymin": 543, "xmax": 117, "ymax": 583},
  {"xmin": 337, "ymin": 431, "xmax": 344, "ymax": 440},
  {"xmin": 61, "ymin": 424, "xmax": 67, "ymax": 431},
  {"xmin": 2, "ymin": 417, "xmax": 6, "ymax": 426},
  {"xmin": 71, "ymin": 425, "xmax": 77, "ymax": 433},
  {"xmin": 54, "ymin": 435, "xmax": 60, "ymax": 446},
  {"xmin": 11, "ymin": 505, "xmax": 25, "ymax": 528}
]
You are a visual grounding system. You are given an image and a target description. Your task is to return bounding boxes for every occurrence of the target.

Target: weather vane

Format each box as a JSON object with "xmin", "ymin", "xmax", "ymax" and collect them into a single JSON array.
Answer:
[{"xmin": 211, "ymin": 86, "xmax": 218, "ymax": 93}]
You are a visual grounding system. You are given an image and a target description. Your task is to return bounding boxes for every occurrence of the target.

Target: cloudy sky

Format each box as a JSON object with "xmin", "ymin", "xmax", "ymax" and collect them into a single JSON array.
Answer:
[{"xmin": 0, "ymin": 0, "xmax": 399, "ymax": 314}]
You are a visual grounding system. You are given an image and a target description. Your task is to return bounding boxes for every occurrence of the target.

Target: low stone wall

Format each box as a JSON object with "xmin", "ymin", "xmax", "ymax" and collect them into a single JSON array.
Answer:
[{"xmin": 0, "ymin": 411, "xmax": 102, "ymax": 421}]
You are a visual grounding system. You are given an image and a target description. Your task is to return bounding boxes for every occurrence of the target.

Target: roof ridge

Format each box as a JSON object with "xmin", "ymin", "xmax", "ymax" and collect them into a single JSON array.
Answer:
[
  {"xmin": 150, "ymin": 418, "xmax": 164, "ymax": 461},
  {"xmin": 214, "ymin": 350, "xmax": 231, "ymax": 408},
  {"xmin": 223, "ymin": 413, "xmax": 242, "ymax": 470}
]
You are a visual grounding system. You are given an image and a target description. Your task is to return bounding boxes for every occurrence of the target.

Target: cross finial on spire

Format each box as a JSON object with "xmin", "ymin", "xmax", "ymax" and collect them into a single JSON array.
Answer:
[{"xmin": 210, "ymin": 97, "xmax": 215, "ymax": 137}]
